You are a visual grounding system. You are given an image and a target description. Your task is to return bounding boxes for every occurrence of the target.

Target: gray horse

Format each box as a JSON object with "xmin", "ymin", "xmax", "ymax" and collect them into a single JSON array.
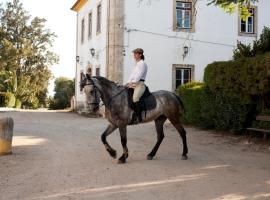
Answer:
[{"xmin": 81, "ymin": 73, "xmax": 188, "ymax": 164}]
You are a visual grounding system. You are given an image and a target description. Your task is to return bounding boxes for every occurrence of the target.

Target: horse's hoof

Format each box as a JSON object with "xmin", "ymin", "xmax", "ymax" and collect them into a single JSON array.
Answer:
[
  {"xmin": 109, "ymin": 150, "xmax": 117, "ymax": 159},
  {"xmin": 182, "ymin": 155, "xmax": 188, "ymax": 160},
  {"xmin": 117, "ymin": 157, "xmax": 126, "ymax": 164},
  {"xmin": 147, "ymin": 155, "xmax": 153, "ymax": 160}
]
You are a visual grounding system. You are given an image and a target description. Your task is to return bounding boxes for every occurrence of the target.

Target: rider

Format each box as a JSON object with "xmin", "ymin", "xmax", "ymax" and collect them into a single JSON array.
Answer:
[{"xmin": 126, "ymin": 48, "xmax": 148, "ymax": 122}]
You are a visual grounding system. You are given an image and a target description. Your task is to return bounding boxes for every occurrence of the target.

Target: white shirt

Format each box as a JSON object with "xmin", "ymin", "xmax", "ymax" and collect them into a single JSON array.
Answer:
[{"xmin": 127, "ymin": 60, "xmax": 148, "ymax": 83}]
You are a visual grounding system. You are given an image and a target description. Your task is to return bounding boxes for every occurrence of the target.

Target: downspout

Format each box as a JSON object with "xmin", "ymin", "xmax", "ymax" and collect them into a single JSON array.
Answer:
[{"xmin": 75, "ymin": 12, "xmax": 79, "ymax": 108}]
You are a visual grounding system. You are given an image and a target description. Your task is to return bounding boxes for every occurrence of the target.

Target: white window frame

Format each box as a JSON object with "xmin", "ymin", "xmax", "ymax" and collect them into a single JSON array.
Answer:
[
  {"xmin": 172, "ymin": 64, "xmax": 194, "ymax": 91},
  {"xmin": 176, "ymin": 1, "xmax": 192, "ymax": 29},
  {"xmin": 241, "ymin": 8, "xmax": 254, "ymax": 34},
  {"xmin": 96, "ymin": 4, "xmax": 102, "ymax": 34},
  {"xmin": 238, "ymin": 6, "xmax": 257, "ymax": 37}
]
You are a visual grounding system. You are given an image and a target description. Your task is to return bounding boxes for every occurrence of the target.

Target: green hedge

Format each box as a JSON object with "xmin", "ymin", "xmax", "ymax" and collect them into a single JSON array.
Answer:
[
  {"xmin": 204, "ymin": 53, "xmax": 270, "ymax": 106},
  {"xmin": 177, "ymin": 82, "xmax": 204, "ymax": 125},
  {"xmin": 177, "ymin": 83, "xmax": 253, "ymax": 133}
]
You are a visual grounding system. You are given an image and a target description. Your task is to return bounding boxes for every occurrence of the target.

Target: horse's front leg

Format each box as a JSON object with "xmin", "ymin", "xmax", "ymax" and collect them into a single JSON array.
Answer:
[
  {"xmin": 118, "ymin": 126, "xmax": 129, "ymax": 164},
  {"xmin": 101, "ymin": 124, "xmax": 118, "ymax": 159}
]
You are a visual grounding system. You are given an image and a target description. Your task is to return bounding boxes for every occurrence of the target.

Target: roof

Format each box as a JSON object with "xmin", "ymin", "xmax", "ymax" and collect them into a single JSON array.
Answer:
[{"xmin": 71, "ymin": 0, "xmax": 88, "ymax": 12}]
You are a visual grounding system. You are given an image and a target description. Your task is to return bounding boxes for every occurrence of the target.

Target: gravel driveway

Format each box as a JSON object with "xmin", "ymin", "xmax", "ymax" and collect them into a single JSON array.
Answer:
[{"xmin": 0, "ymin": 111, "xmax": 269, "ymax": 200}]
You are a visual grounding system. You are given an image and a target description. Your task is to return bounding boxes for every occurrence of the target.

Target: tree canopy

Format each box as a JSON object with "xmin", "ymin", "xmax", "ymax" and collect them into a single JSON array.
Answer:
[
  {"xmin": 208, "ymin": 0, "xmax": 259, "ymax": 19},
  {"xmin": 49, "ymin": 77, "xmax": 75, "ymax": 110},
  {"xmin": 0, "ymin": 0, "xmax": 58, "ymax": 108}
]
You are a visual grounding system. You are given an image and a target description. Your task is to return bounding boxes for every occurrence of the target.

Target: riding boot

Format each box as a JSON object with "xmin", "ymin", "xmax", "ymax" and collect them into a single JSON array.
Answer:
[{"xmin": 134, "ymin": 101, "xmax": 142, "ymax": 123}]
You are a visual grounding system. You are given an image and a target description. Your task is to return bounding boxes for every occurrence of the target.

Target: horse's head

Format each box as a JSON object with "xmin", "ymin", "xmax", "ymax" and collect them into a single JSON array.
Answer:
[{"xmin": 80, "ymin": 72, "xmax": 101, "ymax": 113}]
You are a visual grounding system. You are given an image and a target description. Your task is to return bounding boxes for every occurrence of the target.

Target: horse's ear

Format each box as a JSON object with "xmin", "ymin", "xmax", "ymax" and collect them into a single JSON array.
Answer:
[{"xmin": 86, "ymin": 67, "xmax": 92, "ymax": 77}]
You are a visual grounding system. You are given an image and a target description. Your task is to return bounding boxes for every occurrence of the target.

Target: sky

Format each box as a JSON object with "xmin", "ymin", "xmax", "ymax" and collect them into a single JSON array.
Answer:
[{"xmin": 2, "ymin": 0, "xmax": 77, "ymax": 95}]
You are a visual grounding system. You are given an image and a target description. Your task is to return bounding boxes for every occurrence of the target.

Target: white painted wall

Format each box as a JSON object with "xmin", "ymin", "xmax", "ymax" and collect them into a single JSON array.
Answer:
[
  {"xmin": 75, "ymin": 0, "xmax": 108, "ymax": 104},
  {"xmin": 123, "ymin": 0, "xmax": 270, "ymax": 91}
]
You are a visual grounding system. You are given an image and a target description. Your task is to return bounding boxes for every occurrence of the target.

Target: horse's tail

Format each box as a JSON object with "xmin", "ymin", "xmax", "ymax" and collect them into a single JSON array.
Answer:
[{"xmin": 173, "ymin": 93, "xmax": 185, "ymax": 114}]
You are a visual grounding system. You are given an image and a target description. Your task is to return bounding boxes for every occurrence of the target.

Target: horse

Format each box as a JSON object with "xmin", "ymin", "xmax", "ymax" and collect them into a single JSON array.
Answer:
[{"xmin": 80, "ymin": 73, "xmax": 188, "ymax": 164}]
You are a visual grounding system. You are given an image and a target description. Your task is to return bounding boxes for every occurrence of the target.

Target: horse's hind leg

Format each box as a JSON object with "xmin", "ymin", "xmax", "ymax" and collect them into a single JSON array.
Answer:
[
  {"xmin": 168, "ymin": 117, "xmax": 188, "ymax": 160},
  {"xmin": 118, "ymin": 126, "xmax": 128, "ymax": 164},
  {"xmin": 101, "ymin": 124, "xmax": 118, "ymax": 159},
  {"xmin": 147, "ymin": 115, "xmax": 167, "ymax": 160}
]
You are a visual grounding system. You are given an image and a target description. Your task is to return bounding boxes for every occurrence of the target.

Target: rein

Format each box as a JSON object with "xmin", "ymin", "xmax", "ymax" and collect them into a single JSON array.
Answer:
[
  {"xmin": 106, "ymin": 87, "xmax": 127, "ymax": 106},
  {"xmin": 83, "ymin": 77, "xmax": 127, "ymax": 107}
]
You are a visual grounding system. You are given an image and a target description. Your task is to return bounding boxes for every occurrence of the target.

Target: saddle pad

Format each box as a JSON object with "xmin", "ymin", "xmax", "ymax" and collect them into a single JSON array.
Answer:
[{"xmin": 127, "ymin": 87, "xmax": 157, "ymax": 111}]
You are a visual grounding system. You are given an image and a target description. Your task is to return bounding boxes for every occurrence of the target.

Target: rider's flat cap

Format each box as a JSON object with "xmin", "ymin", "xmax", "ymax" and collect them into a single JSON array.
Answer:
[{"xmin": 132, "ymin": 48, "xmax": 144, "ymax": 54}]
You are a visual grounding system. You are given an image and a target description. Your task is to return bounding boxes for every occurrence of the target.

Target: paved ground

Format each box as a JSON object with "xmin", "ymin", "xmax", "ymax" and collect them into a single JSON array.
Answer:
[{"xmin": 0, "ymin": 111, "xmax": 270, "ymax": 200}]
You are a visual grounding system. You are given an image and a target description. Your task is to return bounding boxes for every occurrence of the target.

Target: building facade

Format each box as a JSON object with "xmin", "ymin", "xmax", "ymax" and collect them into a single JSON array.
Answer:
[{"xmin": 71, "ymin": 0, "xmax": 270, "ymax": 110}]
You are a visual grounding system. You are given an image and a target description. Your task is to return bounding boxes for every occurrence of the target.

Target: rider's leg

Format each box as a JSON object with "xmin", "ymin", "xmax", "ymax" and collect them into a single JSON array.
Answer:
[{"xmin": 133, "ymin": 82, "xmax": 146, "ymax": 122}]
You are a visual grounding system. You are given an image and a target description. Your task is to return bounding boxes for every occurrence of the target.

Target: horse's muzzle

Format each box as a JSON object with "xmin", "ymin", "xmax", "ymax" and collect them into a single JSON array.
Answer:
[{"xmin": 88, "ymin": 103, "xmax": 99, "ymax": 113}]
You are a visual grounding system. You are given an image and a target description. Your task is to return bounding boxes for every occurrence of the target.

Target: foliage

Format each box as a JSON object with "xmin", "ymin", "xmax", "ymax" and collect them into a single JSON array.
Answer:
[
  {"xmin": 204, "ymin": 53, "xmax": 270, "ymax": 107},
  {"xmin": 177, "ymin": 83, "xmax": 251, "ymax": 133},
  {"xmin": 177, "ymin": 82, "xmax": 204, "ymax": 125},
  {"xmin": 0, "ymin": 0, "xmax": 58, "ymax": 108},
  {"xmin": 233, "ymin": 27, "xmax": 270, "ymax": 59},
  {"xmin": 15, "ymin": 98, "xmax": 21, "ymax": 108},
  {"xmin": 0, "ymin": 92, "xmax": 16, "ymax": 107},
  {"xmin": 208, "ymin": 0, "xmax": 259, "ymax": 19},
  {"xmin": 49, "ymin": 77, "xmax": 75, "ymax": 110}
]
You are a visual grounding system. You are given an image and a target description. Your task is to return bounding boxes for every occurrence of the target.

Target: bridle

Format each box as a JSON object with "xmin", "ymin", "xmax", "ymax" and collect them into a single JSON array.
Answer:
[
  {"xmin": 81, "ymin": 76, "xmax": 127, "ymax": 108},
  {"xmin": 81, "ymin": 77, "xmax": 100, "ymax": 106}
]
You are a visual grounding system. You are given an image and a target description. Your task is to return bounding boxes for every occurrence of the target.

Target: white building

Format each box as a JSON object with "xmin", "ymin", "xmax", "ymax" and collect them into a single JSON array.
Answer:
[{"xmin": 71, "ymin": 0, "xmax": 270, "ymax": 110}]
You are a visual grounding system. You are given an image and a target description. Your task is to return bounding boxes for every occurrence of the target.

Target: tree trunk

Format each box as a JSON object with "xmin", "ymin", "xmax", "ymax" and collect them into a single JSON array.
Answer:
[{"xmin": 0, "ymin": 117, "xmax": 14, "ymax": 155}]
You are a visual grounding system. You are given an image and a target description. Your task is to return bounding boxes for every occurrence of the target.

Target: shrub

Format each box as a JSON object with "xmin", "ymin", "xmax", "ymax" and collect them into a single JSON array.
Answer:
[
  {"xmin": 233, "ymin": 26, "xmax": 270, "ymax": 60},
  {"xmin": 177, "ymin": 82, "xmax": 204, "ymax": 125},
  {"xmin": 15, "ymin": 99, "xmax": 22, "ymax": 109},
  {"xmin": 0, "ymin": 92, "xmax": 16, "ymax": 107},
  {"xmin": 177, "ymin": 84, "xmax": 251, "ymax": 133},
  {"xmin": 204, "ymin": 53, "xmax": 270, "ymax": 107}
]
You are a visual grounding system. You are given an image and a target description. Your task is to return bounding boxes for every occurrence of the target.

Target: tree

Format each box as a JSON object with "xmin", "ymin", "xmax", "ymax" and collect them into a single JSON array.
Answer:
[
  {"xmin": 0, "ymin": 0, "xmax": 58, "ymax": 108},
  {"xmin": 208, "ymin": 0, "xmax": 259, "ymax": 19},
  {"xmin": 49, "ymin": 77, "xmax": 75, "ymax": 110}
]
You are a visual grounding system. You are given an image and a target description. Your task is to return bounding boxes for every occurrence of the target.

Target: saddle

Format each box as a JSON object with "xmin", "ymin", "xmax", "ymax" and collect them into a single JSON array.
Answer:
[{"xmin": 127, "ymin": 86, "xmax": 157, "ymax": 124}]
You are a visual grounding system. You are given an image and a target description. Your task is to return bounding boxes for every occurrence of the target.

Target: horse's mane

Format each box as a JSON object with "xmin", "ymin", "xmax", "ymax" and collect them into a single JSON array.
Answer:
[{"xmin": 93, "ymin": 76, "xmax": 124, "ymax": 89}]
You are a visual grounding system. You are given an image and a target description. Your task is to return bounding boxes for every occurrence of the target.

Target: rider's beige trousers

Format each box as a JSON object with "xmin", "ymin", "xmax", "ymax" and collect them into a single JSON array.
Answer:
[{"xmin": 133, "ymin": 81, "xmax": 146, "ymax": 102}]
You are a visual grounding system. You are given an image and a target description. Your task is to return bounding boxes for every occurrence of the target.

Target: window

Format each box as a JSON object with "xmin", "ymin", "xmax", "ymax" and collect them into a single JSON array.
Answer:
[
  {"xmin": 176, "ymin": 1, "xmax": 192, "ymax": 29},
  {"xmin": 239, "ymin": 7, "xmax": 257, "ymax": 36},
  {"xmin": 81, "ymin": 19, "xmax": 85, "ymax": 43},
  {"xmin": 96, "ymin": 67, "xmax": 100, "ymax": 76},
  {"xmin": 88, "ymin": 12, "xmax": 92, "ymax": 39},
  {"xmin": 97, "ymin": 4, "xmax": 102, "ymax": 33},
  {"xmin": 172, "ymin": 64, "xmax": 194, "ymax": 91},
  {"xmin": 176, "ymin": 68, "xmax": 191, "ymax": 88},
  {"xmin": 241, "ymin": 9, "xmax": 255, "ymax": 34}
]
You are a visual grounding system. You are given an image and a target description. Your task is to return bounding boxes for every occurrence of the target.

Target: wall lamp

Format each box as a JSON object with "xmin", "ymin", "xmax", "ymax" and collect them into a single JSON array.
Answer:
[
  {"xmin": 76, "ymin": 55, "xmax": 80, "ymax": 63},
  {"xmin": 90, "ymin": 48, "xmax": 95, "ymax": 57},
  {"xmin": 183, "ymin": 46, "xmax": 189, "ymax": 59}
]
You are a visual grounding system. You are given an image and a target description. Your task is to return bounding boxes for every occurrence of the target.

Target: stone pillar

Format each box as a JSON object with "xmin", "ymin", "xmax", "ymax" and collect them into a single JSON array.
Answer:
[
  {"xmin": 107, "ymin": 0, "xmax": 125, "ymax": 84},
  {"xmin": 0, "ymin": 117, "xmax": 14, "ymax": 155}
]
